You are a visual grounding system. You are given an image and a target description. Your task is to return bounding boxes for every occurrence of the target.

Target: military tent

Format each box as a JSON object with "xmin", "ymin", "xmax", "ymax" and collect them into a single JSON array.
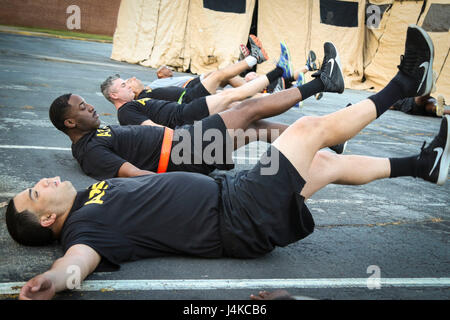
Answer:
[{"xmin": 111, "ymin": 0, "xmax": 449, "ymax": 99}]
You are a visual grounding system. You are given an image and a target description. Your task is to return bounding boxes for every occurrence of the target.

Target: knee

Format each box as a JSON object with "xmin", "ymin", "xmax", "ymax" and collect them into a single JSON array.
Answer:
[
  {"xmin": 228, "ymin": 101, "xmax": 241, "ymax": 109},
  {"xmin": 313, "ymin": 150, "xmax": 337, "ymax": 168},
  {"xmin": 230, "ymin": 98, "xmax": 260, "ymax": 121},
  {"xmin": 209, "ymin": 69, "xmax": 226, "ymax": 83},
  {"xmin": 291, "ymin": 116, "xmax": 325, "ymax": 136}
]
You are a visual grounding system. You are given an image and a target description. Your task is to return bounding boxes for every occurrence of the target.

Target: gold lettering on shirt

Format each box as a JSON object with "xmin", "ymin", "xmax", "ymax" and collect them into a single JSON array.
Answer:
[
  {"xmin": 136, "ymin": 98, "xmax": 151, "ymax": 106},
  {"xmin": 96, "ymin": 127, "xmax": 111, "ymax": 137},
  {"xmin": 85, "ymin": 181, "xmax": 109, "ymax": 205}
]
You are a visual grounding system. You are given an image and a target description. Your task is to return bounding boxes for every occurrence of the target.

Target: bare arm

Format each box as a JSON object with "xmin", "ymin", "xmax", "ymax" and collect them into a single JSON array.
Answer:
[
  {"xmin": 19, "ymin": 244, "xmax": 101, "ymax": 300},
  {"xmin": 141, "ymin": 119, "xmax": 164, "ymax": 127},
  {"xmin": 117, "ymin": 161, "xmax": 155, "ymax": 178}
]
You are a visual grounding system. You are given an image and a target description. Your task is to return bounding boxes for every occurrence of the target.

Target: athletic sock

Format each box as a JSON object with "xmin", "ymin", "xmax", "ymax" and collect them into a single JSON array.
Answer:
[
  {"xmin": 266, "ymin": 66, "xmax": 284, "ymax": 84},
  {"xmin": 297, "ymin": 78, "xmax": 324, "ymax": 101},
  {"xmin": 244, "ymin": 56, "xmax": 258, "ymax": 68},
  {"xmin": 389, "ymin": 156, "xmax": 418, "ymax": 178},
  {"xmin": 368, "ymin": 72, "xmax": 417, "ymax": 118}
]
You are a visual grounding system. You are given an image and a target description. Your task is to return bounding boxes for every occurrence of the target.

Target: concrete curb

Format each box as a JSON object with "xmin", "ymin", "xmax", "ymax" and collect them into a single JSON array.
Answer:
[{"xmin": 0, "ymin": 26, "xmax": 112, "ymax": 43}]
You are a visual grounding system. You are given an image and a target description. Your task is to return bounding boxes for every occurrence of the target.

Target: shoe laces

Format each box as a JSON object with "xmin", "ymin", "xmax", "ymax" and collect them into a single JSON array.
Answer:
[
  {"xmin": 419, "ymin": 133, "xmax": 443, "ymax": 158},
  {"xmin": 398, "ymin": 51, "xmax": 422, "ymax": 76}
]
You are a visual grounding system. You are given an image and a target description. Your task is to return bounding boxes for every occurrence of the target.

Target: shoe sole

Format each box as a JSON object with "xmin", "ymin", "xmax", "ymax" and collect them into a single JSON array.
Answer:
[
  {"xmin": 249, "ymin": 35, "xmax": 269, "ymax": 61},
  {"xmin": 437, "ymin": 115, "xmax": 450, "ymax": 185},
  {"xmin": 409, "ymin": 24, "xmax": 434, "ymax": 96},
  {"xmin": 280, "ymin": 41, "xmax": 293, "ymax": 78},
  {"xmin": 436, "ymin": 95, "xmax": 445, "ymax": 117},
  {"xmin": 308, "ymin": 50, "xmax": 317, "ymax": 70}
]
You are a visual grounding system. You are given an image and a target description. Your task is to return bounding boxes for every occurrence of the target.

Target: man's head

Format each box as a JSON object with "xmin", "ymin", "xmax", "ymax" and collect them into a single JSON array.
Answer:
[
  {"xmin": 100, "ymin": 74, "xmax": 135, "ymax": 105},
  {"xmin": 49, "ymin": 94, "xmax": 100, "ymax": 135},
  {"xmin": 5, "ymin": 177, "xmax": 77, "ymax": 246},
  {"xmin": 156, "ymin": 65, "xmax": 173, "ymax": 79},
  {"xmin": 125, "ymin": 77, "xmax": 145, "ymax": 98}
]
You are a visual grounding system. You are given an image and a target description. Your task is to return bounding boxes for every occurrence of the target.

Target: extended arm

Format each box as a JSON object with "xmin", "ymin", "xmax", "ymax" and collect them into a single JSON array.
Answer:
[
  {"xmin": 117, "ymin": 161, "xmax": 155, "ymax": 177},
  {"xmin": 141, "ymin": 119, "xmax": 164, "ymax": 127},
  {"xmin": 19, "ymin": 244, "xmax": 101, "ymax": 300}
]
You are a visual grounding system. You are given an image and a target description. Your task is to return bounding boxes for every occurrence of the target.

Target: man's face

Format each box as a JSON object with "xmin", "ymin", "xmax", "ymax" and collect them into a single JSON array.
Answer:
[
  {"xmin": 65, "ymin": 94, "xmax": 101, "ymax": 131},
  {"xmin": 125, "ymin": 77, "xmax": 144, "ymax": 96},
  {"xmin": 13, "ymin": 177, "xmax": 77, "ymax": 220},
  {"xmin": 110, "ymin": 78, "xmax": 135, "ymax": 102}
]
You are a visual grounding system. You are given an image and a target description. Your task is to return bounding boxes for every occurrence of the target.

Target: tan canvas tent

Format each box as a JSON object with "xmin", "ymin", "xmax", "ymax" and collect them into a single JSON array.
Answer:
[
  {"xmin": 257, "ymin": 0, "xmax": 366, "ymax": 88},
  {"xmin": 111, "ymin": 0, "xmax": 448, "ymax": 100},
  {"xmin": 418, "ymin": 0, "xmax": 450, "ymax": 99},
  {"xmin": 111, "ymin": 0, "xmax": 255, "ymax": 74}
]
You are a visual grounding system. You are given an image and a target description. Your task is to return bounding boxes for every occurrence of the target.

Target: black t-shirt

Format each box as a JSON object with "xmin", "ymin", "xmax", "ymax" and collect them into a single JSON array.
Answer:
[
  {"xmin": 59, "ymin": 174, "xmax": 223, "ymax": 269},
  {"xmin": 71, "ymin": 125, "xmax": 165, "ymax": 180},
  {"xmin": 137, "ymin": 87, "xmax": 186, "ymax": 103},
  {"xmin": 117, "ymin": 97, "xmax": 185, "ymax": 128}
]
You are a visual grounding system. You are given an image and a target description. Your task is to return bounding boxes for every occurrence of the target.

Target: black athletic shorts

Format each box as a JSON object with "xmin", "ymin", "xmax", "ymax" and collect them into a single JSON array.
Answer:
[
  {"xmin": 168, "ymin": 114, "xmax": 235, "ymax": 175},
  {"xmin": 182, "ymin": 81, "xmax": 212, "ymax": 103},
  {"xmin": 184, "ymin": 76, "xmax": 201, "ymax": 89},
  {"xmin": 212, "ymin": 146, "xmax": 314, "ymax": 258},
  {"xmin": 177, "ymin": 96, "xmax": 210, "ymax": 126}
]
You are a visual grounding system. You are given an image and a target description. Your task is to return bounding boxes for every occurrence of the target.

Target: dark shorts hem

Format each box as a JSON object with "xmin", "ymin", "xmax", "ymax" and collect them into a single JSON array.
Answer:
[
  {"xmin": 213, "ymin": 145, "xmax": 314, "ymax": 258},
  {"xmin": 183, "ymin": 81, "xmax": 211, "ymax": 103},
  {"xmin": 168, "ymin": 114, "xmax": 234, "ymax": 174},
  {"xmin": 184, "ymin": 76, "xmax": 201, "ymax": 89},
  {"xmin": 178, "ymin": 97, "xmax": 210, "ymax": 125}
]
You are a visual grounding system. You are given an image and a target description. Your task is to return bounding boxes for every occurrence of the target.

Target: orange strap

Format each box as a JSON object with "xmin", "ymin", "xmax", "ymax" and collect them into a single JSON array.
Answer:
[
  {"xmin": 181, "ymin": 78, "xmax": 194, "ymax": 88},
  {"xmin": 157, "ymin": 127, "xmax": 174, "ymax": 173}
]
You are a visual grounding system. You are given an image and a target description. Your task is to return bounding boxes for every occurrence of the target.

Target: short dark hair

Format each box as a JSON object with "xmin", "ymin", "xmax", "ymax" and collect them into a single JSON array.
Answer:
[
  {"xmin": 100, "ymin": 74, "xmax": 120, "ymax": 103},
  {"xmin": 49, "ymin": 93, "xmax": 72, "ymax": 133},
  {"xmin": 5, "ymin": 199, "xmax": 55, "ymax": 246}
]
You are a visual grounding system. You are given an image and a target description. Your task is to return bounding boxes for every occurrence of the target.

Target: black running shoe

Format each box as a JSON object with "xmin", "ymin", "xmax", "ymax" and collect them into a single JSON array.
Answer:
[
  {"xmin": 312, "ymin": 42, "xmax": 344, "ymax": 93},
  {"xmin": 329, "ymin": 142, "xmax": 347, "ymax": 154},
  {"xmin": 398, "ymin": 25, "xmax": 434, "ymax": 97},
  {"xmin": 415, "ymin": 115, "xmax": 449, "ymax": 185}
]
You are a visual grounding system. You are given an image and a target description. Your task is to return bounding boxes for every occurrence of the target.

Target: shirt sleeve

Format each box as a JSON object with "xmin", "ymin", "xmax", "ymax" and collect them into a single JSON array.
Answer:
[
  {"xmin": 80, "ymin": 145, "xmax": 127, "ymax": 180},
  {"xmin": 61, "ymin": 222, "xmax": 126, "ymax": 271},
  {"xmin": 118, "ymin": 103, "xmax": 151, "ymax": 125}
]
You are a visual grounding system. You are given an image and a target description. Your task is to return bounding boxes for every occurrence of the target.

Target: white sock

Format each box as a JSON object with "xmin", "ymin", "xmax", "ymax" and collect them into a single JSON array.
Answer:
[{"xmin": 244, "ymin": 56, "xmax": 257, "ymax": 68}]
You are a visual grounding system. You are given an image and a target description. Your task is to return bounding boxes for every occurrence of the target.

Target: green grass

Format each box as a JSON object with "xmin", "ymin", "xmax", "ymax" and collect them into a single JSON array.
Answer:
[{"xmin": 0, "ymin": 25, "xmax": 113, "ymax": 42}]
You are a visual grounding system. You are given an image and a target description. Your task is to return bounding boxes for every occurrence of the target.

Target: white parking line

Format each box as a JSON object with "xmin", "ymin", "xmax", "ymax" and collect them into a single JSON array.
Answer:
[
  {"xmin": 0, "ymin": 145, "xmax": 261, "ymax": 161},
  {"xmin": 0, "ymin": 145, "xmax": 71, "ymax": 151},
  {"xmin": 1, "ymin": 278, "xmax": 449, "ymax": 294}
]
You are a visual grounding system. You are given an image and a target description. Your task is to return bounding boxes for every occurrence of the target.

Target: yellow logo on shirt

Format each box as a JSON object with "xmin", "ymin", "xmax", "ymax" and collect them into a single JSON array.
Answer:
[
  {"xmin": 136, "ymin": 98, "xmax": 151, "ymax": 106},
  {"xmin": 84, "ymin": 181, "xmax": 109, "ymax": 205},
  {"xmin": 96, "ymin": 127, "xmax": 111, "ymax": 137}
]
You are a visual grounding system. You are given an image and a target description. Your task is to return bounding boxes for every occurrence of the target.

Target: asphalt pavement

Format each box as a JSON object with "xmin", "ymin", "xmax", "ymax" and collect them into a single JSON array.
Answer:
[{"xmin": 0, "ymin": 32, "xmax": 448, "ymax": 302}]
